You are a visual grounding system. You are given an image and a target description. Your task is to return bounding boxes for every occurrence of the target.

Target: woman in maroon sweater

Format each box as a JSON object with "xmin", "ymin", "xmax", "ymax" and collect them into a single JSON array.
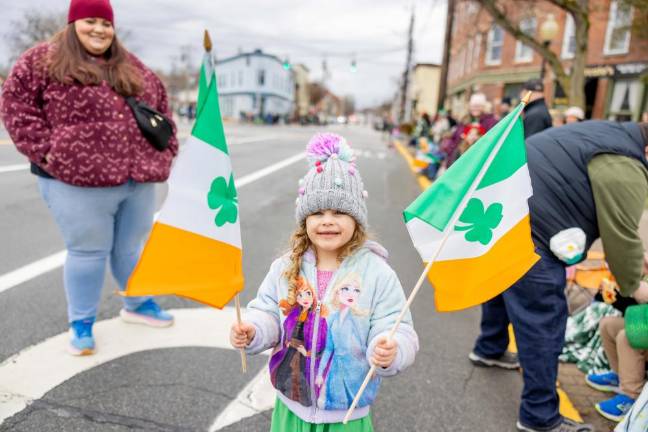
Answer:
[{"xmin": 1, "ymin": 0, "xmax": 178, "ymax": 355}]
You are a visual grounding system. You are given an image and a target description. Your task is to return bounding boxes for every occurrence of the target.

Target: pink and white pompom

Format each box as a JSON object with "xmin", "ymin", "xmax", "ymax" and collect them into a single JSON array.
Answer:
[{"xmin": 306, "ymin": 133, "xmax": 354, "ymax": 166}]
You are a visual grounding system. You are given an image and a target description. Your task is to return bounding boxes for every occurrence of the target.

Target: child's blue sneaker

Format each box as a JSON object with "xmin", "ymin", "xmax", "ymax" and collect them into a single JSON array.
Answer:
[
  {"xmin": 68, "ymin": 318, "xmax": 95, "ymax": 356},
  {"xmin": 120, "ymin": 299, "xmax": 174, "ymax": 328},
  {"xmin": 585, "ymin": 371, "xmax": 620, "ymax": 393},
  {"xmin": 594, "ymin": 394, "xmax": 635, "ymax": 422}
]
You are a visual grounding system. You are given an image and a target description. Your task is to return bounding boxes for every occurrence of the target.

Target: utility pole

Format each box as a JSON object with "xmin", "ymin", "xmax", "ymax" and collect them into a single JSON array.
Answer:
[
  {"xmin": 399, "ymin": 7, "xmax": 415, "ymax": 124},
  {"xmin": 438, "ymin": 0, "xmax": 455, "ymax": 112}
]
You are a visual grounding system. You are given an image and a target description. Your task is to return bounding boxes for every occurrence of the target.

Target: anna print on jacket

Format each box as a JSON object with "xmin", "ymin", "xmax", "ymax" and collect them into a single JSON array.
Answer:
[
  {"xmin": 316, "ymin": 273, "xmax": 378, "ymax": 410},
  {"xmin": 269, "ymin": 277, "xmax": 328, "ymax": 406}
]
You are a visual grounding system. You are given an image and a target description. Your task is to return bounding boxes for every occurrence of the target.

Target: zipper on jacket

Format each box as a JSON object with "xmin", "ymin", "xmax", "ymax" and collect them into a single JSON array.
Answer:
[
  {"xmin": 307, "ymin": 254, "xmax": 355, "ymax": 417},
  {"xmin": 310, "ymin": 301, "xmax": 322, "ymax": 411}
]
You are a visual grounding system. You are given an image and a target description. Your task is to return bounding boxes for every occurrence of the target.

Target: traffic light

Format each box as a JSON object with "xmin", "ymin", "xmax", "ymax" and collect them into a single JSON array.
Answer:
[{"xmin": 283, "ymin": 58, "xmax": 291, "ymax": 70}]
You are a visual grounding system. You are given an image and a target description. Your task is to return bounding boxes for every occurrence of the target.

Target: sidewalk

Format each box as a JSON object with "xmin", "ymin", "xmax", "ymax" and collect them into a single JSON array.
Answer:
[
  {"xmin": 559, "ymin": 363, "xmax": 616, "ymax": 431},
  {"xmin": 392, "ymin": 138, "xmax": 622, "ymax": 431}
]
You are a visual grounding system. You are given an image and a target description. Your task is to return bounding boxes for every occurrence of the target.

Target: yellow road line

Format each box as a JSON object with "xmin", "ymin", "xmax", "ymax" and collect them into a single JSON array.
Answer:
[
  {"xmin": 558, "ymin": 386, "xmax": 583, "ymax": 422},
  {"xmin": 393, "ymin": 140, "xmax": 431, "ymax": 190},
  {"xmin": 0, "ymin": 139, "xmax": 12, "ymax": 145},
  {"xmin": 393, "ymin": 137, "xmax": 583, "ymax": 423}
]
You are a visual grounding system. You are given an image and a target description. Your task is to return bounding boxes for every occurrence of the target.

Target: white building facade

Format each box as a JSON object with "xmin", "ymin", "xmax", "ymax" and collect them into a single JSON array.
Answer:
[{"xmin": 215, "ymin": 49, "xmax": 295, "ymax": 119}]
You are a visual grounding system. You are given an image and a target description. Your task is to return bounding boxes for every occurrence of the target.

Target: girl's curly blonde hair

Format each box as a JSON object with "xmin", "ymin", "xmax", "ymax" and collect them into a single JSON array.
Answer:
[{"xmin": 283, "ymin": 221, "xmax": 368, "ymax": 306}]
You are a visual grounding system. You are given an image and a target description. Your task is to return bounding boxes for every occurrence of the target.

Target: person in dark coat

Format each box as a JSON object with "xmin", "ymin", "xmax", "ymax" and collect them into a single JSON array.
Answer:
[
  {"xmin": 469, "ymin": 121, "xmax": 648, "ymax": 432},
  {"xmin": 521, "ymin": 79, "xmax": 552, "ymax": 138},
  {"xmin": 0, "ymin": 0, "xmax": 178, "ymax": 356}
]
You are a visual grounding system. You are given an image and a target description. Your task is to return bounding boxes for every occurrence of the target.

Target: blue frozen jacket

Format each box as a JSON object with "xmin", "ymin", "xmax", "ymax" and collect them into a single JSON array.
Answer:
[{"xmin": 244, "ymin": 241, "xmax": 419, "ymax": 424}]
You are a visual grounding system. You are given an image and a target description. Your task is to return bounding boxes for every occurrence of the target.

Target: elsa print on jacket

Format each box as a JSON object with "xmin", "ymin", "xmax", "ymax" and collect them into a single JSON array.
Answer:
[
  {"xmin": 316, "ymin": 273, "xmax": 378, "ymax": 410},
  {"xmin": 269, "ymin": 276, "xmax": 328, "ymax": 406}
]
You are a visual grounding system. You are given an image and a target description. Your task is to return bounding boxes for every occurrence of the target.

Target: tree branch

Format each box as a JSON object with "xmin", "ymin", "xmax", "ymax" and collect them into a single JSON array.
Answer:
[{"xmin": 479, "ymin": 0, "xmax": 567, "ymax": 80}]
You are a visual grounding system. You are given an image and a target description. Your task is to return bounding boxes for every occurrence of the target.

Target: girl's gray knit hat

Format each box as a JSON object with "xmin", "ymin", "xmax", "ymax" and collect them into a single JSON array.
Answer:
[{"xmin": 295, "ymin": 133, "xmax": 368, "ymax": 228}]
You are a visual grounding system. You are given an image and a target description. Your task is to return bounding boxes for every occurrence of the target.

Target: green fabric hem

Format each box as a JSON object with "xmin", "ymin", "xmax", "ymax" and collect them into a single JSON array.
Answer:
[{"xmin": 270, "ymin": 398, "xmax": 373, "ymax": 432}]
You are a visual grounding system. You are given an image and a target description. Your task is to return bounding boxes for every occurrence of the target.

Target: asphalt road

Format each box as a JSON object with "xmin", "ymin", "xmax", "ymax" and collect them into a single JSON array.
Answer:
[{"xmin": 0, "ymin": 124, "xmax": 525, "ymax": 431}]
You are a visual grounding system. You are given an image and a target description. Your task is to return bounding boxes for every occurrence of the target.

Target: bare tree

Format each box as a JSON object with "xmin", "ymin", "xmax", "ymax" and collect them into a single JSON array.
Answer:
[
  {"xmin": 477, "ymin": 0, "xmax": 589, "ymax": 109},
  {"xmin": 308, "ymin": 82, "xmax": 329, "ymax": 106},
  {"xmin": 4, "ymin": 9, "xmax": 135, "ymax": 64},
  {"xmin": 4, "ymin": 10, "xmax": 67, "ymax": 62},
  {"xmin": 624, "ymin": 0, "xmax": 648, "ymax": 40},
  {"xmin": 476, "ymin": 0, "xmax": 645, "ymax": 109}
]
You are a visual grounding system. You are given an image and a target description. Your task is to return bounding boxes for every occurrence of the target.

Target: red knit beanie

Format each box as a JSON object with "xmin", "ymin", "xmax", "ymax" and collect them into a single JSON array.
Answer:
[{"xmin": 68, "ymin": 0, "xmax": 114, "ymax": 24}]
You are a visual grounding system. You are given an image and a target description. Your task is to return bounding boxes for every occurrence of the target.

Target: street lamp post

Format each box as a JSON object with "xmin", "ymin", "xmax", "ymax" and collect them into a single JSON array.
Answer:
[{"xmin": 539, "ymin": 14, "xmax": 559, "ymax": 80}]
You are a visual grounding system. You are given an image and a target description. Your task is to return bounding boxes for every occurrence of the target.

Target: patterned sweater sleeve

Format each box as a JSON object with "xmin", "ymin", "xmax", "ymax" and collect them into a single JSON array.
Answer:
[{"xmin": 0, "ymin": 45, "xmax": 52, "ymax": 165}]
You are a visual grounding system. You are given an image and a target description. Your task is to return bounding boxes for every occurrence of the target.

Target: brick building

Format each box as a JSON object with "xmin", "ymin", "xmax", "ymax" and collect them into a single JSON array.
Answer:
[{"xmin": 446, "ymin": 0, "xmax": 648, "ymax": 120}]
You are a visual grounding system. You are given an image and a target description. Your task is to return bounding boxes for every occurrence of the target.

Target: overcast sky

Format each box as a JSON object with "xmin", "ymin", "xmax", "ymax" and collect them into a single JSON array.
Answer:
[{"xmin": 0, "ymin": 0, "xmax": 447, "ymax": 108}]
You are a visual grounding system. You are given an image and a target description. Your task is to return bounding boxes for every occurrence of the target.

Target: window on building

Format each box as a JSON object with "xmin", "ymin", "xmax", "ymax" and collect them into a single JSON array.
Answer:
[
  {"xmin": 238, "ymin": 70, "xmax": 243, "ymax": 86},
  {"xmin": 222, "ymin": 96, "xmax": 234, "ymax": 117},
  {"xmin": 466, "ymin": 38, "xmax": 474, "ymax": 73},
  {"xmin": 604, "ymin": 0, "xmax": 633, "ymax": 55},
  {"xmin": 514, "ymin": 17, "xmax": 536, "ymax": 62},
  {"xmin": 257, "ymin": 69, "xmax": 265, "ymax": 86},
  {"xmin": 473, "ymin": 34, "xmax": 482, "ymax": 70},
  {"xmin": 503, "ymin": 83, "xmax": 524, "ymax": 105},
  {"xmin": 458, "ymin": 46, "xmax": 465, "ymax": 78},
  {"xmin": 608, "ymin": 79, "xmax": 642, "ymax": 121},
  {"xmin": 486, "ymin": 25, "xmax": 504, "ymax": 65},
  {"xmin": 466, "ymin": 1, "xmax": 478, "ymax": 16},
  {"xmin": 562, "ymin": 13, "xmax": 576, "ymax": 59},
  {"xmin": 221, "ymin": 74, "xmax": 227, "ymax": 88}
]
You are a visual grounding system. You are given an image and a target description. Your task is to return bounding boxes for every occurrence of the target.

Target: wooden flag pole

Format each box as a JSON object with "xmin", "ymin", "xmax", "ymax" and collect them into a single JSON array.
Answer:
[
  {"xmin": 203, "ymin": 28, "xmax": 247, "ymax": 373},
  {"xmin": 235, "ymin": 294, "xmax": 248, "ymax": 373},
  {"xmin": 204, "ymin": 29, "xmax": 212, "ymax": 52},
  {"xmin": 343, "ymin": 96, "xmax": 531, "ymax": 424}
]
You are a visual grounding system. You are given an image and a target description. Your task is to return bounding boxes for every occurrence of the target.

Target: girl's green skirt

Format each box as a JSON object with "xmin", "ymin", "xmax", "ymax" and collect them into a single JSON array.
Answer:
[{"xmin": 270, "ymin": 398, "xmax": 373, "ymax": 432}]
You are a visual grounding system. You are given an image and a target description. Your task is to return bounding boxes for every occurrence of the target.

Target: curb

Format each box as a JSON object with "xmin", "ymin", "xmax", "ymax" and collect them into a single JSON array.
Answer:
[{"xmin": 392, "ymin": 138, "xmax": 583, "ymax": 423}]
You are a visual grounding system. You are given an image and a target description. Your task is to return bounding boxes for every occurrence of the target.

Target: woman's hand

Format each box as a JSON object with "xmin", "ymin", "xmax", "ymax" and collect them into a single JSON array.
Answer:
[
  {"xmin": 371, "ymin": 337, "xmax": 398, "ymax": 368},
  {"xmin": 230, "ymin": 322, "xmax": 256, "ymax": 349}
]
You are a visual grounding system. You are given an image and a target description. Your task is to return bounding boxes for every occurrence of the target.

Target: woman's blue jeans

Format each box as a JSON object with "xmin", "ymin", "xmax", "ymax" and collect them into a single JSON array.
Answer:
[{"xmin": 38, "ymin": 178, "xmax": 154, "ymax": 322}]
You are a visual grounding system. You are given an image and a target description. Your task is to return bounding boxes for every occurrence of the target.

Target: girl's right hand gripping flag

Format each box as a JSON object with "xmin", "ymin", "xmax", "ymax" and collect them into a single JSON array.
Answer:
[{"xmin": 403, "ymin": 104, "xmax": 540, "ymax": 312}]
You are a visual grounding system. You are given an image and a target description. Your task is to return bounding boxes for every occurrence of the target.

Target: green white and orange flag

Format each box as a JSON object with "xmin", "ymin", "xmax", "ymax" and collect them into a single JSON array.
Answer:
[
  {"xmin": 125, "ymin": 52, "xmax": 244, "ymax": 308},
  {"xmin": 403, "ymin": 103, "xmax": 539, "ymax": 312}
]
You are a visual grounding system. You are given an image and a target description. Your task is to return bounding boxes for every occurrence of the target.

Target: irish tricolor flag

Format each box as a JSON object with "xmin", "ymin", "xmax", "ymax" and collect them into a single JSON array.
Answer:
[
  {"xmin": 125, "ymin": 52, "xmax": 244, "ymax": 308},
  {"xmin": 404, "ymin": 104, "xmax": 539, "ymax": 312}
]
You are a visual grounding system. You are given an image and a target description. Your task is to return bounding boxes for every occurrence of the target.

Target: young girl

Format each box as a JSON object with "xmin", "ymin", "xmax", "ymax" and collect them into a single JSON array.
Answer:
[{"xmin": 230, "ymin": 133, "xmax": 419, "ymax": 431}]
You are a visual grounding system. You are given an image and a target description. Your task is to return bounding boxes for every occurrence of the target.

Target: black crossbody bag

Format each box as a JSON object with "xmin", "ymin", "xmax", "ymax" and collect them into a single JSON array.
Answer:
[{"xmin": 124, "ymin": 97, "xmax": 173, "ymax": 151}]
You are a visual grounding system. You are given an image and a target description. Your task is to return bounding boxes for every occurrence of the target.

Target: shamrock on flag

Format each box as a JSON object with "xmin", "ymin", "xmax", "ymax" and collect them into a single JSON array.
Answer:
[
  {"xmin": 403, "ymin": 103, "xmax": 539, "ymax": 312},
  {"xmin": 208, "ymin": 174, "xmax": 238, "ymax": 227}
]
